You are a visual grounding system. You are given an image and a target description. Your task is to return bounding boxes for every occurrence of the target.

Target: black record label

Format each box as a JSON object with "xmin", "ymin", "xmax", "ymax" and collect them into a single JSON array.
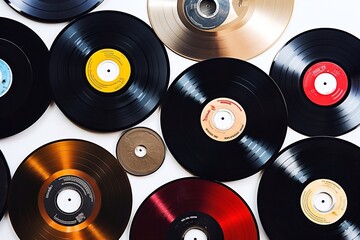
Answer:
[
  {"xmin": 258, "ymin": 137, "xmax": 360, "ymax": 240},
  {"xmin": 49, "ymin": 11, "xmax": 169, "ymax": 132},
  {"xmin": 0, "ymin": 17, "xmax": 51, "ymax": 139},
  {"xmin": 161, "ymin": 58, "xmax": 287, "ymax": 181},
  {"xmin": 270, "ymin": 28, "xmax": 360, "ymax": 136},
  {"xmin": 4, "ymin": 0, "xmax": 104, "ymax": 22}
]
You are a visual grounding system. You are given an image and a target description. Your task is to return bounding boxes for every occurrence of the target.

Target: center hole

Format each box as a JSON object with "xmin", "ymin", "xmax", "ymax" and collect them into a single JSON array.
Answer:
[
  {"xmin": 199, "ymin": 0, "xmax": 218, "ymax": 18},
  {"xmin": 135, "ymin": 145, "xmax": 147, "ymax": 158}
]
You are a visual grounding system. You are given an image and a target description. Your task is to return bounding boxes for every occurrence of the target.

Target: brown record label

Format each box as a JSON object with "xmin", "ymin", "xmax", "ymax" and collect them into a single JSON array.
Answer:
[
  {"xmin": 300, "ymin": 179, "xmax": 347, "ymax": 225},
  {"xmin": 200, "ymin": 97, "xmax": 246, "ymax": 142},
  {"xmin": 117, "ymin": 127, "xmax": 166, "ymax": 176}
]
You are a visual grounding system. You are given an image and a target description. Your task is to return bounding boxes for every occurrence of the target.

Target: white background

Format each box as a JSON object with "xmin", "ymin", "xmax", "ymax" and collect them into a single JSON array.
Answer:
[{"xmin": 1, "ymin": 0, "xmax": 360, "ymax": 239}]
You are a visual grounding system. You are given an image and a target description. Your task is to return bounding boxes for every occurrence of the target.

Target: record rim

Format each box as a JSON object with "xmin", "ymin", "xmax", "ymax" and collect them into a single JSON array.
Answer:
[
  {"xmin": 0, "ymin": 150, "xmax": 11, "ymax": 221},
  {"xmin": 4, "ymin": 0, "xmax": 104, "ymax": 23}
]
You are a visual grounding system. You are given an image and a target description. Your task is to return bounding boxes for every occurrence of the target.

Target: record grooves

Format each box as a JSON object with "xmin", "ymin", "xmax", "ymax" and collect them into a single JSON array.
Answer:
[
  {"xmin": 270, "ymin": 28, "xmax": 360, "ymax": 136},
  {"xmin": 0, "ymin": 17, "xmax": 51, "ymax": 139},
  {"xmin": 5, "ymin": 0, "xmax": 104, "ymax": 22},
  {"xmin": 161, "ymin": 58, "xmax": 287, "ymax": 181},
  {"xmin": 8, "ymin": 139, "xmax": 132, "ymax": 240},
  {"xmin": 130, "ymin": 178, "xmax": 259, "ymax": 240},
  {"xmin": 0, "ymin": 151, "xmax": 10, "ymax": 221},
  {"xmin": 258, "ymin": 137, "xmax": 360, "ymax": 240},
  {"xmin": 49, "ymin": 11, "xmax": 169, "ymax": 132}
]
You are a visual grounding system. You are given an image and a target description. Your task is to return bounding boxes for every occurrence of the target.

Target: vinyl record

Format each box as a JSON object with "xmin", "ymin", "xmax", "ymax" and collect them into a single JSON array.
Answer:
[
  {"xmin": 8, "ymin": 139, "xmax": 132, "ymax": 240},
  {"xmin": 270, "ymin": 28, "xmax": 360, "ymax": 136},
  {"xmin": 116, "ymin": 127, "xmax": 165, "ymax": 176},
  {"xmin": 148, "ymin": 0, "xmax": 294, "ymax": 60},
  {"xmin": 49, "ymin": 11, "xmax": 169, "ymax": 132},
  {"xmin": 0, "ymin": 150, "xmax": 11, "ymax": 221},
  {"xmin": 130, "ymin": 177, "xmax": 259, "ymax": 240},
  {"xmin": 4, "ymin": 0, "xmax": 104, "ymax": 22},
  {"xmin": 258, "ymin": 137, "xmax": 360, "ymax": 240},
  {"xmin": 161, "ymin": 58, "xmax": 287, "ymax": 181},
  {"xmin": 0, "ymin": 17, "xmax": 50, "ymax": 139}
]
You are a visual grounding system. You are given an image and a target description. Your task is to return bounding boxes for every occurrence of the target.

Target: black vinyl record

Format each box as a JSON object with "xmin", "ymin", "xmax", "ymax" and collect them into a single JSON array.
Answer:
[
  {"xmin": 49, "ymin": 11, "xmax": 169, "ymax": 132},
  {"xmin": 270, "ymin": 28, "xmax": 360, "ymax": 136},
  {"xmin": 130, "ymin": 177, "xmax": 259, "ymax": 240},
  {"xmin": 161, "ymin": 58, "xmax": 287, "ymax": 181},
  {"xmin": 8, "ymin": 139, "xmax": 132, "ymax": 240},
  {"xmin": 0, "ymin": 150, "xmax": 11, "ymax": 221},
  {"xmin": 4, "ymin": 0, "xmax": 103, "ymax": 22},
  {"xmin": 0, "ymin": 17, "xmax": 50, "ymax": 139},
  {"xmin": 258, "ymin": 137, "xmax": 360, "ymax": 240}
]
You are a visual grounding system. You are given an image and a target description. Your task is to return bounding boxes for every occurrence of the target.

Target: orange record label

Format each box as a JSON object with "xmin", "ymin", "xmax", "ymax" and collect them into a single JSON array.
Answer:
[
  {"xmin": 200, "ymin": 97, "xmax": 246, "ymax": 142},
  {"xmin": 85, "ymin": 48, "xmax": 131, "ymax": 93},
  {"xmin": 300, "ymin": 179, "xmax": 347, "ymax": 225}
]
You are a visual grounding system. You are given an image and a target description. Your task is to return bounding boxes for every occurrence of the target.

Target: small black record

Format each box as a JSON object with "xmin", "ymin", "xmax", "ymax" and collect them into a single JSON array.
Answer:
[
  {"xmin": 258, "ymin": 137, "xmax": 360, "ymax": 240},
  {"xmin": 270, "ymin": 28, "xmax": 360, "ymax": 136},
  {"xmin": 49, "ymin": 11, "xmax": 169, "ymax": 132},
  {"xmin": 4, "ymin": 0, "xmax": 103, "ymax": 22},
  {"xmin": 0, "ymin": 150, "xmax": 11, "ymax": 221},
  {"xmin": 0, "ymin": 17, "xmax": 50, "ymax": 139},
  {"xmin": 161, "ymin": 58, "xmax": 287, "ymax": 181}
]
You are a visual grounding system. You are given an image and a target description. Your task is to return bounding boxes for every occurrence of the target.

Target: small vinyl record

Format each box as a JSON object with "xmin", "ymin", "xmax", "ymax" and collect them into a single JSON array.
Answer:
[
  {"xmin": 148, "ymin": 0, "xmax": 294, "ymax": 60},
  {"xmin": 4, "ymin": 0, "xmax": 104, "ymax": 22},
  {"xmin": 258, "ymin": 137, "xmax": 360, "ymax": 240},
  {"xmin": 161, "ymin": 58, "xmax": 287, "ymax": 181},
  {"xmin": 49, "ymin": 11, "xmax": 169, "ymax": 132},
  {"xmin": 116, "ymin": 127, "xmax": 165, "ymax": 176},
  {"xmin": 130, "ymin": 177, "xmax": 259, "ymax": 240},
  {"xmin": 270, "ymin": 28, "xmax": 360, "ymax": 136},
  {"xmin": 0, "ymin": 150, "xmax": 11, "ymax": 221},
  {"xmin": 0, "ymin": 17, "xmax": 51, "ymax": 139},
  {"xmin": 8, "ymin": 139, "xmax": 132, "ymax": 240}
]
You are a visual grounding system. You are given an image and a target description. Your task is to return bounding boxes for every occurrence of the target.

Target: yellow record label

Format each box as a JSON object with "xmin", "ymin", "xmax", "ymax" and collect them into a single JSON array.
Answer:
[
  {"xmin": 200, "ymin": 97, "xmax": 246, "ymax": 142},
  {"xmin": 300, "ymin": 179, "xmax": 347, "ymax": 225},
  {"xmin": 85, "ymin": 49, "xmax": 131, "ymax": 93}
]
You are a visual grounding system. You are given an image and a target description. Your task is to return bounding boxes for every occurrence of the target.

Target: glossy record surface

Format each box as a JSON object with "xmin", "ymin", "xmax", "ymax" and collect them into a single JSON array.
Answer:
[
  {"xmin": 258, "ymin": 137, "xmax": 360, "ymax": 239},
  {"xmin": 4, "ymin": 0, "xmax": 104, "ymax": 22},
  {"xmin": 8, "ymin": 139, "xmax": 132, "ymax": 240},
  {"xmin": 49, "ymin": 11, "xmax": 169, "ymax": 132},
  {"xmin": 161, "ymin": 58, "xmax": 287, "ymax": 181},
  {"xmin": 0, "ymin": 151, "xmax": 10, "ymax": 221},
  {"xmin": 0, "ymin": 17, "xmax": 50, "ymax": 139},
  {"xmin": 130, "ymin": 178, "xmax": 259, "ymax": 240},
  {"xmin": 270, "ymin": 28, "xmax": 360, "ymax": 136}
]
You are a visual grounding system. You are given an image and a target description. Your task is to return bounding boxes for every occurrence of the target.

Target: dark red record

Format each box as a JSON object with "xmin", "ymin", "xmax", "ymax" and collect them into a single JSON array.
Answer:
[{"xmin": 130, "ymin": 178, "xmax": 259, "ymax": 240}]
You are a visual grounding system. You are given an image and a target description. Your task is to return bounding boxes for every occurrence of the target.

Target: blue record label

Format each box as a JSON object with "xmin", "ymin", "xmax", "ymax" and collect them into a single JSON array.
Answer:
[{"xmin": 0, "ymin": 58, "xmax": 12, "ymax": 97}]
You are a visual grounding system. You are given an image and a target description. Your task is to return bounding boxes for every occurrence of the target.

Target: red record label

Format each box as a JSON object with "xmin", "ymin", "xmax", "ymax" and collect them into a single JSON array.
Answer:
[{"xmin": 303, "ymin": 61, "xmax": 348, "ymax": 106}]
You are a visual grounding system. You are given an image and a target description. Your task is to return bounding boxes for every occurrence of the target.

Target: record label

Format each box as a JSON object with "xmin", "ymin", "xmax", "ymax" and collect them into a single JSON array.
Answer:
[
  {"xmin": 184, "ymin": 0, "xmax": 230, "ymax": 29},
  {"xmin": 0, "ymin": 58, "xmax": 12, "ymax": 97},
  {"xmin": 40, "ymin": 172, "xmax": 99, "ymax": 228},
  {"xmin": 200, "ymin": 97, "xmax": 246, "ymax": 142},
  {"xmin": 300, "ymin": 179, "xmax": 347, "ymax": 225},
  {"xmin": 85, "ymin": 49, "xmax": 131, "ymax": 93},
  {"xmin": 303, "ymin": 61, "xmax": 348, "ymax": 106}
]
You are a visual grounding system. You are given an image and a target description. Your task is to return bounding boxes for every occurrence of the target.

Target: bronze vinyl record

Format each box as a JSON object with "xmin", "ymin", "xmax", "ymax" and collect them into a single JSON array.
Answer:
[
  {"xmin": 8, "ymin": 140, "xmax": 132, "ymax": 240},
  {"xmin": 116, "ymin": 127, "xmax": 165, "ymax": 176},
  {"xmin": 148, "ymin": 0, "xmax": 294, "ymax": 60},
  {"xmin": 130, "ymin": 177, "xmax": 259, "ymax": 239}
]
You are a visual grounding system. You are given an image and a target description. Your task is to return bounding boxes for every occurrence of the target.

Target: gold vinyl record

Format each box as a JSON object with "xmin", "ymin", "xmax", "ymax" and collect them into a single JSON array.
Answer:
[
  {"xmin": 8, "ymin": 140, "xmax": 132, "ymax": 240},
  {"xmin": 148, "ymin": 0, "xmax": 294, "ymax": 60},
  {"xmin": 116, "ymin": 127, "xmax": 166, "ymax": 176}
]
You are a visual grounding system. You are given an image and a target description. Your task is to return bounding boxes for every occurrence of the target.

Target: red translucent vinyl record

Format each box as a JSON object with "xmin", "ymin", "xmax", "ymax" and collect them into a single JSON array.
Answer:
[{"xmin": 130, "ymin": 178, "xmax": 259, "ymax": 240}]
